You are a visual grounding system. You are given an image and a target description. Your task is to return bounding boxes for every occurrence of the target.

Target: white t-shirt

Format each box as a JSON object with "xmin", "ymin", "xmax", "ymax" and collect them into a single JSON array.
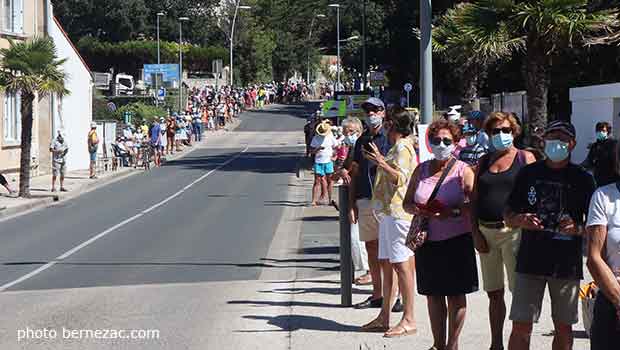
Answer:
[
  {"xmin": 310, "ymin": 134, "xmax": 337, "ymax": 164},
  {"xmin": 586, "ymin": 183, "xmax": 620, "ymax": 275}
]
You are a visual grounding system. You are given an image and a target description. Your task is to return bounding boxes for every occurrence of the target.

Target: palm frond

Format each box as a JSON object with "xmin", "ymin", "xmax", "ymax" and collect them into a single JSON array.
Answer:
[{"xmin": 0, "ymin": 36, "xmax": 68, "ymax": 97}]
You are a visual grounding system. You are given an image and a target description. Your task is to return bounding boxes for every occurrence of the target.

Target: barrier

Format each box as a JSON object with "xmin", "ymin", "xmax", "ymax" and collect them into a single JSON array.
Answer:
[{"xmin": 338, "ymin": 186, "xmax": 353, "ymax": 306}]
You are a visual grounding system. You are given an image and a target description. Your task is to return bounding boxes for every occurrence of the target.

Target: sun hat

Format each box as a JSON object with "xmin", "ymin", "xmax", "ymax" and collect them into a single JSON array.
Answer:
[
  {"xmin": 90, "ymin": 122, "xmax": 97, "ymax": 128},
  {"xmin": 316, "ymin": 121, "xmax": 332, "ymax": 137}
]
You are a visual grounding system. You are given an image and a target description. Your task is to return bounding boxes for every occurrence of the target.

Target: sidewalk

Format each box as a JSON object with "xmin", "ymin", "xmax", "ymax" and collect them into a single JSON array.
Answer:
[
  {"xmin": 253, "ymin": 166, "xmax": 592, "ymax": 350},
  {"xmin": 0, "ymin": 119, "xmax": 242, "ymax": 221}
]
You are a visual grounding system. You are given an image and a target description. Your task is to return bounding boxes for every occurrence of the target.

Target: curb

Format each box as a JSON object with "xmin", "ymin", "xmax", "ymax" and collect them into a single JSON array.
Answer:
[{"xmin": 0, "ymin": 119, "xmax": 244, "ymax": 222}]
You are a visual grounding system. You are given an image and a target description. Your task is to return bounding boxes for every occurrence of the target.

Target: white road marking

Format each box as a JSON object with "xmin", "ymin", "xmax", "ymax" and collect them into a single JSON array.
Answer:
[{"xmin": 0, "ymin": 146, "xmax": 250, "ymax": 292}]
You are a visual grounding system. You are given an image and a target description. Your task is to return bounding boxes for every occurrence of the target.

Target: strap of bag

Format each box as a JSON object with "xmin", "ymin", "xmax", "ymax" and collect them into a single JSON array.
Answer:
[{"xmin": 426, "ymin": 158, "xmax": 457, "ymax": 204}]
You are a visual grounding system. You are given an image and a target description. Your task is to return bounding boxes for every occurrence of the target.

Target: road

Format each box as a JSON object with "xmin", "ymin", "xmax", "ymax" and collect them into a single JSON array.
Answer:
[{"xmin": 0, "ymin": 103, "xmax": 313, "ymax": 349}]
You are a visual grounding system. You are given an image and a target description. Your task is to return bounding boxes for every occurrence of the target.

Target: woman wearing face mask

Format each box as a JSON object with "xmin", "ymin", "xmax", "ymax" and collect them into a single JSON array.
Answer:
[
  {"xmin": 336, "ymin": 117, "xmax": 372, "ymax": 284},
  {"xmin": 470, "ymin": 112, "xmax": 536, "ymax": 350},
  {"xmin": 402, "ymin": 120, "xmax": 477, "ymax": 350},
  {"xmin": 362, "ymin": 107, "xmax": 418, "ymax": 336}
]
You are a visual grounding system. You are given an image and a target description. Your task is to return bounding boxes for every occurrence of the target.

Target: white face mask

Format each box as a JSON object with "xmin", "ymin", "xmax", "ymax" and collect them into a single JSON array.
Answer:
[
  {"xmin": 430, "ymin": 143, "xmax": 455, "ymax": 160},
  {"xmin": 368, "ymin": 115, "xmax": 383, "ymax": 128},
  {"xmin": 448, "ymin": 114, "xmax": 460, "ymax": 123}
]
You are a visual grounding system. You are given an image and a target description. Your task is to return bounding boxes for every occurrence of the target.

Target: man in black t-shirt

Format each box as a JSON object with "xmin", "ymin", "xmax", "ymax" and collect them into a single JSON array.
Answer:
[{"xmin": 504, "ymin": 121, "xmax": 596, "ymax": 350}]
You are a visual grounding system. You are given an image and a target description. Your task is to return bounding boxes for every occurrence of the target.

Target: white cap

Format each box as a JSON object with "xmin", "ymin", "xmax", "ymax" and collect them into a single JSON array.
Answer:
[{"xmin": 90, "ymin": 122, "xmax": 97, "ymax": 128}]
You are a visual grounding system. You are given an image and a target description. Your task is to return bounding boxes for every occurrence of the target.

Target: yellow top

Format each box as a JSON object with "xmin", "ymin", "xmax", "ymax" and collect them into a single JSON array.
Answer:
[{"xmin": 372, "ymin": 137, "xmax": 417, "ymax": 221}]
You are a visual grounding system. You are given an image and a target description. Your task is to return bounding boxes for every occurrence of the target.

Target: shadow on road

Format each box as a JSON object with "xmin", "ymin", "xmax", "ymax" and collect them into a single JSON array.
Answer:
[{"xmin": 169, "ymin": 150, "xmax": 301, "ymax": 175}]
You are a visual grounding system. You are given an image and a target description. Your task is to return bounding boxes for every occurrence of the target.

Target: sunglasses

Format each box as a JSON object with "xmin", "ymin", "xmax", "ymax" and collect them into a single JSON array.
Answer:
[
  {"xmin": 491, "ymin": 127, "xmax": 512, "ymax": 135},
  {"xmin": 430, "ymin": 137, "xmax": 454, "ymax": 146}
]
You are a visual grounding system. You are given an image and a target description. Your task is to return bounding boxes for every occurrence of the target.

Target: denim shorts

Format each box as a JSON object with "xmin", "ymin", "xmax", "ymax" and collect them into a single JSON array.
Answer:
[{"xmin": 89, "ymin": 152, "xmax": 97, "ymax": 162}]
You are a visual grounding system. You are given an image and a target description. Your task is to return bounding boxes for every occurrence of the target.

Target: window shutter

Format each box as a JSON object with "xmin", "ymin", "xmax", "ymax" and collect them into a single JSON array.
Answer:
[
  {"xmin": 13, "ymin": 0, "xmax": 22, "ymax": 33},
  {"xmin": 3, "ymin": 93, "xmax": 9, "ymax": 141},
  {"xmin": 15, "ymin": 92, "xmax": 21, "ymax": 141}
]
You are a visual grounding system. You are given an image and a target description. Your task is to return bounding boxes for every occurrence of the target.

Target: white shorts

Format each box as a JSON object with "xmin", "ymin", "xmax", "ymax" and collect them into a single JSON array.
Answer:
[{"xmin": 378, "ymin": 215, "xmax": 413, "ymax": 263}]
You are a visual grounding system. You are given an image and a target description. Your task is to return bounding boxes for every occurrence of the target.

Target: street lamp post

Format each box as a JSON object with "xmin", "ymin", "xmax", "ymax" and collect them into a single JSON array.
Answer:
[
  {"xmin": 230, "ymin": 1, "xmax": 252, "ymax": 88},
  {"xmin": 420, "ymin": 0, "xmax": 433, "ymax": 124},
  {"xmin": 328, "ymin": 4, "xmax": 341, "ymax": 92},
  {"xmin": 178, "ymin": 17, "xmax": 189, "ymax": 113},
  {"xmin": 307, "ymin": 14, "xmax": 326, "ymax": 85},
  {"xmin": 362, "ymin": 0, "xmax": 367, "ymax": 91},
  {"xmin": 155, "ymin": 12, "xmax": 165, "ymax": 106},
  {"xmin": 157, "ymin": 12, "xmax": 164, "ymax": 64}
]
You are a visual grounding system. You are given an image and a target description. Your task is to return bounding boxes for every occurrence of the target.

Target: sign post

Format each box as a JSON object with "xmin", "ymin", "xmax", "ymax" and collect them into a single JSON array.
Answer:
[{"xmin": 404, "ymin": 82, "xmax": 413, "ymax": 108}]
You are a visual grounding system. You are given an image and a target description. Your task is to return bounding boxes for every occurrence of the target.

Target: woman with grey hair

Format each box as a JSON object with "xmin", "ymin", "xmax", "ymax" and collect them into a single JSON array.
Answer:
[{"xmin": 334, "ymin": 117, "xmax": 372, "ymax": 284}]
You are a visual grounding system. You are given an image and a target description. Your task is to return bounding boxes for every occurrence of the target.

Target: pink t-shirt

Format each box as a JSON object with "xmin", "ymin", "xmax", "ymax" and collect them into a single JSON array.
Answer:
[
  {"xmin": 336, "ymin": 145, "xmax": 348, "ymax": 160},
  {"xmin": 414, "ymin": 159, "xmax": 472, "ymax": 241}
]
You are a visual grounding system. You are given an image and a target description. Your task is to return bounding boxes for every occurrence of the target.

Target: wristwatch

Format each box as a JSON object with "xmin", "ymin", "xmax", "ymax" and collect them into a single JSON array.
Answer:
[{"xmin": 451, "ymin": 208, "xmax": 462, "ymax": 217}]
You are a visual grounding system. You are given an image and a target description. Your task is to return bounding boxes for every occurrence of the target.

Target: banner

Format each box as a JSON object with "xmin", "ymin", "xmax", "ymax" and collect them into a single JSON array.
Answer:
[{"xmin": 417, "ymin": 124, "xmax": 434, "ymax": 162}]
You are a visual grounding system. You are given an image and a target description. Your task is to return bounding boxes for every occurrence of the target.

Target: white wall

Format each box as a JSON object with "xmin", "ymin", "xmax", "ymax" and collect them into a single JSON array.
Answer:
[
  {"xmin": 570, "ymin": 83, "xmax": 620, "ymax": 163},
  {"xmin": 49, "ymin": 16, "xmax": 93, "ymax": 171}
]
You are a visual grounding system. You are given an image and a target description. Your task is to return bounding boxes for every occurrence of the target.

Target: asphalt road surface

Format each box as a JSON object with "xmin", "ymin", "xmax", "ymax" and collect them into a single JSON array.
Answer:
[{"xmin": 0, "ymin": 104, "xmax": 311, "ymax": 292}]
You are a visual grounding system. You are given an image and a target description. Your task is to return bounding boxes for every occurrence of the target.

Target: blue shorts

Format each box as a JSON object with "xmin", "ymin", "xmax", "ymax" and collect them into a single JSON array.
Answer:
[
  {"xmin": 314, "ymin": 162, "xmax": 334, "ymax": 176},
  {"xmin": 90, "ymin": 152, "xmax": 97, "ymax": 161}
]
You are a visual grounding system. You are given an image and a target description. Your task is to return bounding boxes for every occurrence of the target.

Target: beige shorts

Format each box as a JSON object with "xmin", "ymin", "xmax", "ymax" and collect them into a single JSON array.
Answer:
[
  {"xmin": 478, "ymin": 224, "xmax": 520, "ymax": 292},
  {"xmin": 509, "ymin": 273, "xmax": 580, "ymax": 325},
  {"xmin": 357, "ymin": 199, "xmax": 379, "ymax": 242},
  {"xmin": 52, "ymin": 161, "xmax": 66, "ymax": 177}
]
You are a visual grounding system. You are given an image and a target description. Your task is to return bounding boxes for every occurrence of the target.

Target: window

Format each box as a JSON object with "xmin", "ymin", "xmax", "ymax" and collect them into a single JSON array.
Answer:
[
  {"xmin": 1, "ymin": 0, "xmax": 22, "ymax": 34},
  {"xmin": 3, "ymin": 92, "xmax": 21, "ymax": 143}
]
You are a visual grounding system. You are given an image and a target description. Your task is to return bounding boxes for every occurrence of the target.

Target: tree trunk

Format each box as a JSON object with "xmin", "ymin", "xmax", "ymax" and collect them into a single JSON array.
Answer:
[
  {"xmin": 18, "ymin": 92, "xmax": 35, "ymax": 198},
  {"xmin": 525, "ymin": 36, "xmax": 549, "ymax": 138}
]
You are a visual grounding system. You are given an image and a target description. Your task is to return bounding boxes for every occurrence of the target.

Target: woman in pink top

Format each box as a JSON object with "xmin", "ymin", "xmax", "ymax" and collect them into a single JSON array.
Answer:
[{"xmin": 403, "ymin": 120, "xmax": 478, "ymax": 350}]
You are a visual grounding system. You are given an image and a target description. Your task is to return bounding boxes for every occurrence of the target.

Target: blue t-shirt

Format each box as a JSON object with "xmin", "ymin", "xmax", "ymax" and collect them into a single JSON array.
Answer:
[
  {"xmin": 352, "ymin": 128, "xmax": 391, "ymax": 200},
  {"xmin": 150, "ymin": 124, "xmax": 161, "ymax": 144}
]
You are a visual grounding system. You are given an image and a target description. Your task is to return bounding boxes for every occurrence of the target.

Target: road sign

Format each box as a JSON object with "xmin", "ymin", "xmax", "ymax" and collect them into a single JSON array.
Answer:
[
  {"xmin": 404, "ymin": 83, "xmax": 413, "ymax": 107},
  {"xmin": 212, "ymin": 59, "xmax": 223, "ymax": 74},
  {"xmin": 369, "ymin": 71, "xmax": 385, "ymax": 87},
  {"xmin": 157, "ymin": 87, "xmax": 166, "ymax": 101}
]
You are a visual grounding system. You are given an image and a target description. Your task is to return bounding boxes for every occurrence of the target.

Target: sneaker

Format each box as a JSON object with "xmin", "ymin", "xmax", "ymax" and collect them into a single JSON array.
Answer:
[
  {"xmin": 391, "ymin": 298, "xmax": 404, "ymax": 313},
  {"xmin": 60, "ymin": 188, "xmax": 69, "ymax": 192}
]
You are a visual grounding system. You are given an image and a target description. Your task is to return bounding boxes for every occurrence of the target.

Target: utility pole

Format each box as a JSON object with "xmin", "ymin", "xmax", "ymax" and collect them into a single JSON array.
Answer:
[{"xmin": 420, "ymin": 0, "xmax": 433, "ymax": 124}]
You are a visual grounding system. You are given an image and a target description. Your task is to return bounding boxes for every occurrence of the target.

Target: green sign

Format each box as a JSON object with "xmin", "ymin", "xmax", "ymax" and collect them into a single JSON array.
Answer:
[{"xmin": 322, "ymin": 100, "xmax": 347, "ymax": 119}]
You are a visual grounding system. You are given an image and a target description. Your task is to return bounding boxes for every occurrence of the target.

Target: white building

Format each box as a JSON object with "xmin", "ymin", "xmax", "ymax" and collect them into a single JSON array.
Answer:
[
  {"xmin": 48, "ymin": 4, "xmax": 94, "ymax": 171},
  {"xmin": 570, "ymin": 82, "xmax": 620, "ymax": 163}
]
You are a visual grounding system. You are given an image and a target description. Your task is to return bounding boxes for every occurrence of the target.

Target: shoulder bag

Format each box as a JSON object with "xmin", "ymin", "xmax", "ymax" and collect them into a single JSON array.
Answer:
[{"xmin": 405, "ymin": 158, "xmax": 457, "ymax": 251}]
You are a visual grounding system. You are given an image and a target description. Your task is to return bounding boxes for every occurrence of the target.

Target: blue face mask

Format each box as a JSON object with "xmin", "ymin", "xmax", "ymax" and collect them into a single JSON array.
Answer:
[
  {"xmin": 544, "ymin": 140, "xmax": 570, "ymax": 162},
  {"xmin": 596, "ymin": 131, "xmax": 608, "ymax": 141},
  {"xmin": 491, "ymin": 132, "xmax": 513, "ymax": 151},
  {"xmin": 344, "ymin": 134, "xmax": 358, "ymax": 146}
]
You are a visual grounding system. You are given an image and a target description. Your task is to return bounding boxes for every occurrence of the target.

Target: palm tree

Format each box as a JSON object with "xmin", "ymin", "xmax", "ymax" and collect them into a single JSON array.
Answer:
[
  {"xmin": 432, "ymin": 4, "xmax": 525, "ymax": 110},
  {"xmin": 445, "ymin": 0, "xmax": 619, "ymax": 132},
  {"xmin": 0, "ymin": 37, "xmax": 68, "ymax": 197}
]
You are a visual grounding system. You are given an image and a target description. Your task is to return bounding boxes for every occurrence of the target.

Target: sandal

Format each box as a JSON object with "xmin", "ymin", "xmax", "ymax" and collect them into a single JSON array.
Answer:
[
  {"xmin": 354, "ymin": 273, "xmax": 372, "ymax": 286},
  {"xmin": 361, "ymin": 318, "xmax": 388, "ymax": 333},
  {"xmin": 384, "ymin": 324, "xmax": 417, "ymax": 338}
]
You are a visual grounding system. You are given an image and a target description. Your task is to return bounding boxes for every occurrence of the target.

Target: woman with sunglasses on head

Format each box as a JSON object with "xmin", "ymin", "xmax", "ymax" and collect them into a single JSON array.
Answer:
[
  {"xmin": 361, "ymin": 107, "xmax": 418, "ymax": 337},
  {"xmin": 470, "ymin": 112, "xmax": 536, "ymax": 350},
  {"xmin": 402, "ymin": 120, "xmax": 477, "ymax": 350}
]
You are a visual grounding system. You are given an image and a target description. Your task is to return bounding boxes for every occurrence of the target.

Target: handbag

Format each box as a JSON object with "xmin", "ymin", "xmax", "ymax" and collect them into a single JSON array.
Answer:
[{"xmin": 406, "ymin": 158, "xmax": 457, "ymax": 251}]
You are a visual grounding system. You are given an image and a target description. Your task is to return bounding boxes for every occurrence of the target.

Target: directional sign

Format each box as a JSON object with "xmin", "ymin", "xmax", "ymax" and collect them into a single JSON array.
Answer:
[{"xmin": 404, "ymin": 83, "xmax": 413, "ymax": 92}]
